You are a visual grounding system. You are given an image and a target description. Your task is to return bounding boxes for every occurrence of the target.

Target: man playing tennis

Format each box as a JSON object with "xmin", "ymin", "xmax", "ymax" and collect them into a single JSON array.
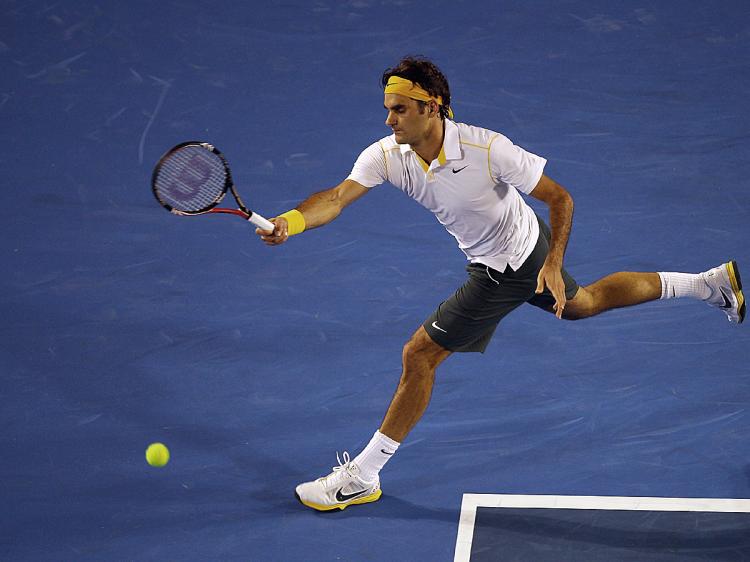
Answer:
[{"xmin": 256, "ymin": 56, "xmax": 745, "ymax": 511}]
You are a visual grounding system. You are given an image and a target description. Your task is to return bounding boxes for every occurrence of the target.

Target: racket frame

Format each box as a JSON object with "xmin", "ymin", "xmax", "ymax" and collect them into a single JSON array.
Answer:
[{"xmin": 152, "ymin": 141, "xmax": 274, "ymax": 231}]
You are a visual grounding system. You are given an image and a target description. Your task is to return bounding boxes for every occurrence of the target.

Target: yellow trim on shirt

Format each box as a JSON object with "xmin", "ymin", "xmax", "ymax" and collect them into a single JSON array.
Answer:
[
  {"xmin": 486, "ymin": 134, "xmax": 500, "ymax": 181},
  {"xmin": 414, "ymin": 145, "xmax": 447, "ymax": 173},
  {"xmin": 378, "ymin": 140, "xmax": 390, "ymax": 180},
  {"xmin": 457, "ymin": 139, "xmax": 494, "ymax": 180},
  {"xmin": 459, "ymin": 141, "xmax": 490, "ymax": 150},
  {"xmin": 438, "ymin": 145, "xmax": 447, "ymax": 166}
]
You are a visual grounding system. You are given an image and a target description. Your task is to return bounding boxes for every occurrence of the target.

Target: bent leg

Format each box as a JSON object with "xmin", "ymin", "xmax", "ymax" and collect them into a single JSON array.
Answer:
[
  {"xmin": 563, "ymin": 272, "xmax": 662, "ymax": 320},
  {"xmin": 379, "ymin": 326, "xmax": 452, "ymax": 442}
]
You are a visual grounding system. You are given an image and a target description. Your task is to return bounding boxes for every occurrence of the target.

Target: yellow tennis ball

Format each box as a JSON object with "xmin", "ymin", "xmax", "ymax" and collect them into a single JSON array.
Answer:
[{"xmin": 146, "ymin": 442, "xmax": 170, "ymax": 467}]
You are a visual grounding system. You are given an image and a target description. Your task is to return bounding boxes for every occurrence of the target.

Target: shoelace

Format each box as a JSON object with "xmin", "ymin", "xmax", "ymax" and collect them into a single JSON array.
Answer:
[{"xmin": 319, "ymin": 451, "xmax": 354, "ymax": 487}]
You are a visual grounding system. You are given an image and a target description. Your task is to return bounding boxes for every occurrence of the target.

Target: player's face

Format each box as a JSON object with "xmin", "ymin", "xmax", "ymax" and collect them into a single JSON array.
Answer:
[{"xmin": 384, "ymin": 93, "xmax": 430, "ymax": 145}]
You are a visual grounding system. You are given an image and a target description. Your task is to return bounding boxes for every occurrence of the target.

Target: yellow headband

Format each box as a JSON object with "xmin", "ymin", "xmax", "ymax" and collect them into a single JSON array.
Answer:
[{"xmin": 384, "ymin": 76, "xmax": 453, "ymax": 119}]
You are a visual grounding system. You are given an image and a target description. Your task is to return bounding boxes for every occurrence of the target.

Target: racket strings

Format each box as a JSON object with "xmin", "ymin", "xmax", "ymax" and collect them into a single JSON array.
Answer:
[{"xmin": 154, "ymin": 145, "xmax": 228, "ymax": 213}]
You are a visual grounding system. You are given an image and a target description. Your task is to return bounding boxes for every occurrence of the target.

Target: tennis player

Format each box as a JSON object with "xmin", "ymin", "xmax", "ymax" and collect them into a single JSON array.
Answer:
[{"xmin": 256, "ymin": 56, "xmax": 745, "ymax": 511}]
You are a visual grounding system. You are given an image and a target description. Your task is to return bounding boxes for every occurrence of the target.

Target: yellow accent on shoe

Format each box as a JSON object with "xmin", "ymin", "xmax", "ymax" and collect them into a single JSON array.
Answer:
[
  {"xmin": 297, "ymin": 489, "xmax": 382, "ymax": 512},
  {"xmin": 727, "ymin": 260, "xmax": 745, "ymax": 324}
]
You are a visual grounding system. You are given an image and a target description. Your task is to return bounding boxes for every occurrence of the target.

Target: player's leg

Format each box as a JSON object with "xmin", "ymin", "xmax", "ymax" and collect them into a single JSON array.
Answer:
[
  {"xmin": 294, "ymin": 328, "xmax": 451, "ymax": 512},
  {"xmin": 379, "ymin": 326, "xmax": 452, "ymax": 442},
  {"xmin": 561, "ymin": 272, "xmax": 661, "ymax": 319},
  {"xmin": 528, "ymin": 217, "xmax": 744, "ymax": 323},
  {"xmin": 562, "ymin": 263, "xmax": 745, "ymax": 323},
  {"xmin": 342, "ymin": 327, "xmax": 451, "ymax": 498}
]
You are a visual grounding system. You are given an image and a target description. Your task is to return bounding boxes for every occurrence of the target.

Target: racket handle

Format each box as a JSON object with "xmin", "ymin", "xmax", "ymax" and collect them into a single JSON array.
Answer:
[{"xmin": 247, "ymin": 212, "xmax": 275, "ymax": 232}]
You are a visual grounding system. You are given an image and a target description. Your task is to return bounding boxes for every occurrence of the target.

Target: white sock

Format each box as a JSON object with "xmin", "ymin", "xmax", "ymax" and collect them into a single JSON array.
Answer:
[
  {"xmin": 353, "ymin": 431, "xmax": 400, "ymax": 482},
  {"xmin": 658, "ymin": 271, "xmax": 710, "ymax": 300}
]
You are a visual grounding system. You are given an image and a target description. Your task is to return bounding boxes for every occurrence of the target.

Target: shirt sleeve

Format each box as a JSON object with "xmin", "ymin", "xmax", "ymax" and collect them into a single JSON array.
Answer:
[
  {"xmin": 346, "ymin": 141, "xmax": 388, "ymax": 188},
  {"xmin": 488, "ymin": 134, "xmax": 547, "ymax": 194}
]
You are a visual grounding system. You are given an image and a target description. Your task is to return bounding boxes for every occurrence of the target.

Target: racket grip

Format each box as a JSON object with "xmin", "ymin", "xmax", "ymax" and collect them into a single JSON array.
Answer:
[{"xmin": 248, "ymin": 212, "xmax": 275, "ymax": 232}]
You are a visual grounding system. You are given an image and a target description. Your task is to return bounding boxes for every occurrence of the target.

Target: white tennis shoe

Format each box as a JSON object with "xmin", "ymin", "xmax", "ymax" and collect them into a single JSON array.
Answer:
[
  {"xmin": 295, "ymin": 452, "xmax": 382, "ymax": 511},
  {"xmin": 702, "ymin": 261, "xmax": 745, "ymax": 324}
]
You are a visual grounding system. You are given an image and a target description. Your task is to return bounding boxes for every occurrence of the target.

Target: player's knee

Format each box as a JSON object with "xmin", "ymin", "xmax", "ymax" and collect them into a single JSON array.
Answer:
[
  {"xmin": 402, "ymin": 329, "xmax": 445, "ymax": 372},
  {"xmin": 562, "ymin": 288, "xmax": 597, "ymax": 320},
  {"xmin": 401, "ymin": 338, "xmax": 428, "ymax": 370}
]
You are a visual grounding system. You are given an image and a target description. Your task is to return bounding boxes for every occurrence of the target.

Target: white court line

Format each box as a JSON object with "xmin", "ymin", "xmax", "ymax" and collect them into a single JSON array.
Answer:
[{"xmin": 454, "ymin": 493, "xmax": 750, "ymax": 562}]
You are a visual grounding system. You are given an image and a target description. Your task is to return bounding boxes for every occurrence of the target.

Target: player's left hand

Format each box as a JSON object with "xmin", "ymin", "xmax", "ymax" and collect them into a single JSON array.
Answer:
[{"xmin": 536, "ymin": 262, "xmax": 566, "ymax": 319}]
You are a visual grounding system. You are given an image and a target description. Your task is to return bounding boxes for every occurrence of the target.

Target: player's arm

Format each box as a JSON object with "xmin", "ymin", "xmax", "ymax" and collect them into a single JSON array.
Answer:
[
  {"xmin": 529, "ymin": 174, "xmax": 574, "ymax": 318},
  {"xmin": 298, "ymin": 179, "xmax": 370, "ymax": 229},
  {"xmin": 257, "ymin": 179, "xmax": 369, "ymax": 245}
]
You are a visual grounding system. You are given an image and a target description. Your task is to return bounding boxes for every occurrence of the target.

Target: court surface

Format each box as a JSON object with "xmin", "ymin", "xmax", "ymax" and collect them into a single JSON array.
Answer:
[{"xmin": 2, "ymin": 1, "xmax": 749, "ymax": 560}]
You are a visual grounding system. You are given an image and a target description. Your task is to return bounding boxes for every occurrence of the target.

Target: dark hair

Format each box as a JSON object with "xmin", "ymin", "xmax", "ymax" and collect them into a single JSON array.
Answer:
[{"xmin": 381, "ymin": 56, "xmax": 452, "ymax": 120}]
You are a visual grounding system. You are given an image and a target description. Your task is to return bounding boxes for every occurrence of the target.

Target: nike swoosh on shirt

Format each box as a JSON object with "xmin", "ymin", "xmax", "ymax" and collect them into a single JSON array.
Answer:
[
  {"xmin": 452, "ymin": 166, "xmax": 468, "ymax": 174},
  {"xmin": 335, "ymin": 488, "xmax": 369, "ymax": 502},
  {"xmin": 431, "ymin": 321, "xmax": 447, "ymax": 333}
]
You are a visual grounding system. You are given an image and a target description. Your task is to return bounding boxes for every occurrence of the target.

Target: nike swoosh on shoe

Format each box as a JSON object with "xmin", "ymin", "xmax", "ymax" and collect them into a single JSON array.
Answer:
[
  {"xmin": 335, "ymin": 488, "xmax": 369, "ymax": 502},
  {"xmin": 719, "ymin": 288, "xmax": 733, "ymax": 309}
]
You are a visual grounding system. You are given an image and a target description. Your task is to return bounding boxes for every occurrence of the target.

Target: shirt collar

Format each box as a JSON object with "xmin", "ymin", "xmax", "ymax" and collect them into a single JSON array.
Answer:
[{"xmin": 443, "ymin": 119, "xmax": 461, "ymax": 160}]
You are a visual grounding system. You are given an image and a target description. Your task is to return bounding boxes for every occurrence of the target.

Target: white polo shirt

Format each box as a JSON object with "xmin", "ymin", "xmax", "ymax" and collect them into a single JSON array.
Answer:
[{"xmin": 347, "ymin": 119, "xmax": 546, "ymax": 272}]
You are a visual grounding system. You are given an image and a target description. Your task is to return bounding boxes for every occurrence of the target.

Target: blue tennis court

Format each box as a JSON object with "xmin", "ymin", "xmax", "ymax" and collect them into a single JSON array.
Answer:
[{"xmin": 2, "ymin": 1, "xmax": 749, "ymax": 560}]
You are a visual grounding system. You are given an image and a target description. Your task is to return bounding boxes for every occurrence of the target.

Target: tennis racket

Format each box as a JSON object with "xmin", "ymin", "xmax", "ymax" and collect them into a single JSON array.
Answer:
[{"xmin": 151, "ymin": 141, "xmax": 275, "ymax": 231}]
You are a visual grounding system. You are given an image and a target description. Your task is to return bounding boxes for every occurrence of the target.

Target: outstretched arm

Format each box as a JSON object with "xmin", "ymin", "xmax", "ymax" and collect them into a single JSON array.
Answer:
[
  {"xmin": 256, "ymin": 179, "xmax": 369, "ymax": 245},
  {"xmin": 529, "ymin": 174, "xmax": 574, "ymax": 318}
]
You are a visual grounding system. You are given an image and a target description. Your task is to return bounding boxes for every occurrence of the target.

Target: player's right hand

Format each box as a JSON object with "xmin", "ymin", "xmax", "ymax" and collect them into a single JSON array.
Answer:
[{"xmin": 256, "ymin": 217, "xmax": 288, "ymax": 246}]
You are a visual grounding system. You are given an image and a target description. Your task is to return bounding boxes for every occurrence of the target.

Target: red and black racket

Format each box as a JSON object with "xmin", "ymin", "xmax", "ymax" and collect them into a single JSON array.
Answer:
[{"xmin": 152, "ymin": 141, "xmax": 274, "ymax": 231}]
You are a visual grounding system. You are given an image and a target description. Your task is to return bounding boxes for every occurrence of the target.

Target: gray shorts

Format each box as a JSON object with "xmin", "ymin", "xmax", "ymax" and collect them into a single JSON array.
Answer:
[{"xmin": 423, "ymin": 217, "xmax": 579, "ymax": 353}]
